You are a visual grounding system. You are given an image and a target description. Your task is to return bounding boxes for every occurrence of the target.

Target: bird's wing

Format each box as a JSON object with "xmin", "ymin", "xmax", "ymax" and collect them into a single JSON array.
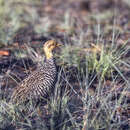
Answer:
[{"xmin": 11, "ymin": 67, "xmax": 46, "ymax": 104}]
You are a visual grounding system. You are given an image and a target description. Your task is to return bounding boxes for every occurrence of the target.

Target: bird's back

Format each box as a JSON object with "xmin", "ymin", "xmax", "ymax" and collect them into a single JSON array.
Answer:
[{"xmin": 11, "ymin": 58, "xmax": 57, "ymax": 104}]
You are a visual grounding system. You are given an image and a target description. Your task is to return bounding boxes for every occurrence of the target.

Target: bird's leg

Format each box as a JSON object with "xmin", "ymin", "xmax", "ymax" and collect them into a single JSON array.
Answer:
[{"xmin": 37, "ymin": 106, "xmax": 43, "ymax": 117}]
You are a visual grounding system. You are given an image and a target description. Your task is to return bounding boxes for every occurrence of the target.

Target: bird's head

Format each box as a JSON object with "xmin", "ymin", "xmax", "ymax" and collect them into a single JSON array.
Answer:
[{"xmin": 43, "ymin": 40, "xmax": 61, "ymax": 59}]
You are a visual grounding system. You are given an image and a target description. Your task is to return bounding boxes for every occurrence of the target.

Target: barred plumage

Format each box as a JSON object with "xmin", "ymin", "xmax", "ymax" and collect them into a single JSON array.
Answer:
[{"xmin": 10, "ymin": 40, "xmax": 61, "ymax": 104}]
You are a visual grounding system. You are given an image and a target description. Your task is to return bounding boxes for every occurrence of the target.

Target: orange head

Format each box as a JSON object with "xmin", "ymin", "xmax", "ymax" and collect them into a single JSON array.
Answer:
[{"xmin": 43, "ymin": 40, "xmax": 61, "ymax": 59}]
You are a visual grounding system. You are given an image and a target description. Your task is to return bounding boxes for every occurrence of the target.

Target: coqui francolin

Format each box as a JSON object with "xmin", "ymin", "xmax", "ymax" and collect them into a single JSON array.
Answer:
[{"xmin": 10, "ymin": 40, "xmax": 61, "ymax": 105}]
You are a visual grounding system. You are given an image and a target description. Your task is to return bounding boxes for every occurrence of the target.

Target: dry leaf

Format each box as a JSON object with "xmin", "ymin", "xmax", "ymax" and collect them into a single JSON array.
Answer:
[{"xmin": 0, "ymin": 50, "xmax": 9, "ymax": 56}]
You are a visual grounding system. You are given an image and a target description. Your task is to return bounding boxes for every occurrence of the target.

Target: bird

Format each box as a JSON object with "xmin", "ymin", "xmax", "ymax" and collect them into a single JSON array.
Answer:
[{"xmin": 10, "ymin": 40, "xmax": 61, "ymax": 105}]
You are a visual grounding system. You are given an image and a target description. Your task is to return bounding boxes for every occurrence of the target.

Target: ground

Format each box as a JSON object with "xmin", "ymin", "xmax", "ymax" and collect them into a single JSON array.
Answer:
[{"xmin": 0, "ymin": 0, "xmax": 129, "ymax": 130}]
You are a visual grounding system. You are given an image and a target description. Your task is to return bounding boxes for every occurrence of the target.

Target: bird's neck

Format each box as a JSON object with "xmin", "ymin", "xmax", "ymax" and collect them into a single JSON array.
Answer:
[
  {"xmin": 45, "ymin": 51, "xmax": 53, "ymax": 60},
  {"xmin": 45, "ymin": 56, "xmax": 55, "ymax": 66}
]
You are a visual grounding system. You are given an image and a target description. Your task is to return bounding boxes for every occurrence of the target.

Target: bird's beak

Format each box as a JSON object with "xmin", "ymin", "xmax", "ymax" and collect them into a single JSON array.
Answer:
[{"xmin": 56, "ymin": 43, "xmax": 62, "ymax": 47}]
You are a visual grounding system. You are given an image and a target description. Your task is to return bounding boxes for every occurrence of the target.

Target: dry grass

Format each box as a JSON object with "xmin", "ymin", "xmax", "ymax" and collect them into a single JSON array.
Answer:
[{"xmin": 0, "ymin": 0, "xmax": 129, "ymax": 129}]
